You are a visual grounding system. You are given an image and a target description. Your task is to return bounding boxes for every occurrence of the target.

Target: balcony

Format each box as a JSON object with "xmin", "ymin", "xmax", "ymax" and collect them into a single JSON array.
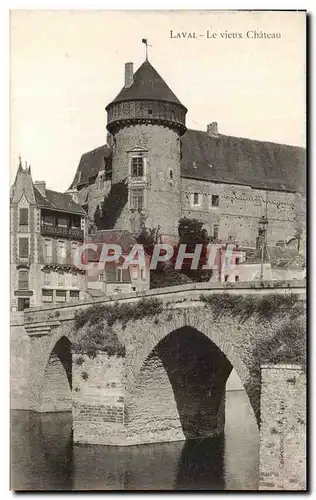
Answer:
[{"xmin": 41, "ymin": 224, "xmax": 84, "ymax": 241}]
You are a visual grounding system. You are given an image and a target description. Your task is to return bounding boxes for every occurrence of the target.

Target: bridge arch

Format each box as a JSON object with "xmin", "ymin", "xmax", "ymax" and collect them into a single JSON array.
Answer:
[
  {"xmin": 34, "ymin": 327, "xmax": 74, "ymax": 412},
  {"xmin": 118, "ymin": 307, "xmax": 259, "ymax": 445}
]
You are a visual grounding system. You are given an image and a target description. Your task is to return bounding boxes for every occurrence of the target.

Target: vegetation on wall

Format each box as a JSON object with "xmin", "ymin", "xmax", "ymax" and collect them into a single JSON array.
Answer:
[
  {"xmin": 73, "ymin": 298, "xmax": 164, "ymax": 358},
  {"xmin": 199, "ymin": 291, "xmax": 306, "ymax": 420},
  {"xmin": 94, "ymin": 179, "xmax": 128, "ymax": 230},
  {"xmin": 136, "ymin": 218, "xmax": 212, "ymax": 289},
  {"xmin": 199, "ymin": 292, "xmax": 303, "ymax": 324}
]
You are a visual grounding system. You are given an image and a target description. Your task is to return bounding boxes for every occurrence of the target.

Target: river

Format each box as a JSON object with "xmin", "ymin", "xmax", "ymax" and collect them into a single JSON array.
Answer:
[{"xmin": 10, "ymin": 390, "xmax": 259, "ymax": 491}]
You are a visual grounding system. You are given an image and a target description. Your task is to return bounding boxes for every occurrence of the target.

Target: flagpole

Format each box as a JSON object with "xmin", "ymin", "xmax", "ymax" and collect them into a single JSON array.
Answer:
[{"xmin": 142, "ymin": 38, "xmax": 151, "ymax": 60}]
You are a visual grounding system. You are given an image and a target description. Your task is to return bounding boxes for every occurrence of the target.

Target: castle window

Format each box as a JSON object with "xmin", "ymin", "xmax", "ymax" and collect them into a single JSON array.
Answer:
[
  {"xmin": 70, "ymin": 290, "xmax": 79, "ymax": 300},
  {"xmin": 71, "ymin": 218, "xmax": 80, "ymax": 229},
  {"xmin": 131, "ymin": 157, "xmax": 144, "ymax": 177},
  {"xmin": 212, "ymin": 195, "xmax": 219, "ymax": 207},
  {"xmin": 19, "ymin": 208, "xmax": 28, "ymax": 226},
  {"xmin": 148, "ymin": 109, "xmax": 153, "ymax": 115},
  {"xmin": 58, "ymin": 273, "xmax": 65, "ymax": 286},
  {"xmin": 130, "ymin": 188, "xmax": 144, "ymax": 210},
  {"xmin": 42, "ymin": 289, "xmax": 53, "ymax": 303},
  {"xmin": 18, "ymin": 298, "xmax": 30, "ymax": 311},
  {"xmin": 56, "ymin": 290, "xmax": 66, "ymax": 302},
  {"xmin": 43, "ymin": 214, "xmax": 54, "ymax": 226},
  {"xmin": 44, "ymin": 240, "xmax": 52, "ymax": 263},
  {"xmin": 18, "ymin": 270, "xmax": 29, "ymax": 290},
  {"xmin": 57, "ymin": 217, "xmax": 68, "ymax": 227},
  {"xmin": 44, "ymin": 272, "xmax": 51, "ymax": 285},
  {"xmin": 19, "ymin": 237, "xmax": 29, "ymax": 259},
  {"xmin": 57, "ymin": 241, "xmax": 66, "ymax": 263},
  {"xmin": 192, "ymin": 193, "xmax": 201, "ymax": 206}
]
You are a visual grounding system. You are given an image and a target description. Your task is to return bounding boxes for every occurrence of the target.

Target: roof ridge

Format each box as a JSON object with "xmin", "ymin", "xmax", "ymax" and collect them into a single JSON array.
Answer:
[{"xmin": 186, "ymin": 128, "xmax": 305, "ymax": 150}]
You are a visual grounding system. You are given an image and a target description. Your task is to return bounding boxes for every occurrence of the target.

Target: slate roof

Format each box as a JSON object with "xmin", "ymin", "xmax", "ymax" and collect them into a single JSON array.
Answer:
[
  {"xmin": 88, "ymin": 230, "xmax": 138, "ymax": 254},
  {"xmin": 241, "ymin": 246, "xmax": 306, "ymax": 268},
  {"xmin": 70, "ymin": 144, "xmax": 111, "ymax": 189},
  {"xmin": 34, "ymin": 187, "xmax": 86, "ymax": 215},
  {"xmin": 107, "ymin": 60, "xmax": 186, "ymax": 109},
  {"xmin": 181, "ymin": 129, "xmax": 306, "ymax": 194},
  {"xmin": 70, "ymin": 129, "xmax": 305, "ymax": 194}
]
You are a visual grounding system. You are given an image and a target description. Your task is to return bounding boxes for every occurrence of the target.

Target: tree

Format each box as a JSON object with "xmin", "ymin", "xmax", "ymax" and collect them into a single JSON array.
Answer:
[{"xmin": 174, "ymin": 218, "xmax": 212, "ymax": 282}]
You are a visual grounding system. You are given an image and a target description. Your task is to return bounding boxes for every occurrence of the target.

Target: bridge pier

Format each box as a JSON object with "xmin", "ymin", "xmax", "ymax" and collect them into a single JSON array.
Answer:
[
  {"xmin": 72, "ymin": 352, "xmax": 127, "ymax": 445},
  {"xmin": 72, "ymin": 327, "xmax": 232, "ymax": 446}
]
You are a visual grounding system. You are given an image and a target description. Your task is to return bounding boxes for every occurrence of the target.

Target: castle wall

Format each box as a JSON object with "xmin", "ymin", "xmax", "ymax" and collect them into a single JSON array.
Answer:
[
  {"xmin": 181, "ymin": 178, "xmax": 303, "ymax": 247},
  {"xmin": 259, "ymin": 365, "xmax": 306, "ymax": 491},
  {"xmin": 111, "ymin": 124, "xmax": 181, "ymax": 240}
]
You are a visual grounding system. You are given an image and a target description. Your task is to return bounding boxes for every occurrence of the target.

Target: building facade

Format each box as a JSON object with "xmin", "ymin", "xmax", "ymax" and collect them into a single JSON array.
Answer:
[
  {"xmin": 10, "ymin": 161, "xmax": 86, "ymax": 311},
  {"xmin": 69, "ymin": 58, "xmax": 306, "ymax": 252}
]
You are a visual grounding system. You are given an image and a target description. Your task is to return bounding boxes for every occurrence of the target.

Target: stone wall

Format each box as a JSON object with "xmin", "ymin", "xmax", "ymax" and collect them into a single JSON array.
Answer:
[
  {"xmin": 72, "ymin": 352, "xmax": 126, "ymax": 445},
  {"xmin": 39, "ymin": 352, "xmax": 72, "ymax": 412},
  {"xmin": 259, "ymin": 364, "xmax": 306, "ymax": 491},
  {"xmin": 112, "ymin": 124, "xmax": 181, "ymax": 240},
  {"xmin": 125, "ymin": 327, "xmax": 230, "ymax": 446},
  {"xmin": 181, "ymin": 178, "xmax": 304, "ymax": 247},
  {"xmin": 10, "ymin": 313, "xmax": 31, "ymax": 409}
]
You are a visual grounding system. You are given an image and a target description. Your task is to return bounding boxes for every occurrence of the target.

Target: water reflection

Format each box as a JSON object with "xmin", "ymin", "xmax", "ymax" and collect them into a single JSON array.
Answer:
[{"xmin": 10, "ymin": 391, "xmax": 259, "ymax": 491}]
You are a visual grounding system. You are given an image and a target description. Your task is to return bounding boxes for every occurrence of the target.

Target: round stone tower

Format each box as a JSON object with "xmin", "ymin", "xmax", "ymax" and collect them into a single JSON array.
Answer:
[{"xmin": 106, "ymin": 59, "xmax": 187, "ymax": 241}]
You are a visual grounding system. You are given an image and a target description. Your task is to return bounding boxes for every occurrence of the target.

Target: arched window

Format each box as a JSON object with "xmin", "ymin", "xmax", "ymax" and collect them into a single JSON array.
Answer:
[{"xmin": 18, "ymin": 269, "xmax": 29, "ymax": 290}]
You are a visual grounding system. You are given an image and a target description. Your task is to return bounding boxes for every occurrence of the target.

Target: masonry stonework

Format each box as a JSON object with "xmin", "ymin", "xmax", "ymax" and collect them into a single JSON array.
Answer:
[
  {"xmin": 72, "ymin": 352, "xmax": 126, "ymax": 445},
  {"xmin": 259, "ymin": 364, "xmax": 306, "ymax": 491},
  {"xmin": 112, "ymin": 124, "xmax": 181, "ymax": 239},
  {"xmin": 181, "ymin": 178, "xmax": 300, "ymax": 247}
]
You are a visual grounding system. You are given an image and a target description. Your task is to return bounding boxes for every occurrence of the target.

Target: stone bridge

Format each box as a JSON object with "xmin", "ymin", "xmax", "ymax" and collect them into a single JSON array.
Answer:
[{"xmin": 11, "ymin": 280, "xmax": 306, "ymax": 452}]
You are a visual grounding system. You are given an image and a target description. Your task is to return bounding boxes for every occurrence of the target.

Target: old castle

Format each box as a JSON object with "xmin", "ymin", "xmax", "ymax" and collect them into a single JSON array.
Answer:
[
  {"xmin": 69, "ymin": 58, "xmax": 305, "ymax": 248},
  {"xmin": 10, "ymin": 56, "xmax": 306, "ymax": 310}
]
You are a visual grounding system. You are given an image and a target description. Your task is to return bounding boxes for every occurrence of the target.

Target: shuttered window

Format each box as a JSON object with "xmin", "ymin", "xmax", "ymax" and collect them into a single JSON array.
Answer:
[
  {"xmin": 19, "ymin": 238, "xmax": 29, "ymax": 259},
  {"xmin": 18, "ymin": 270, "xmax": 29, "ymax": 290}
]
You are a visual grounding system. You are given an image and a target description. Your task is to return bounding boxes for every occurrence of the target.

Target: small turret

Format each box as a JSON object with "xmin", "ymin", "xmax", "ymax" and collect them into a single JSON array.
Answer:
[{"xmin": 106, "ymin": 60, "xmax": 187, "ymax": 136}]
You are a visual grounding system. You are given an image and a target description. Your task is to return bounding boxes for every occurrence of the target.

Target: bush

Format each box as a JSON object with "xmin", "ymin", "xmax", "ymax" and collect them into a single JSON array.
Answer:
[
  {"xmin": 73, "ymin": 298, "xmax": 164, "ymax": 357},
  {"xmin": 199, "ymin": 292, "xmax": 302, "ymax": 323}
]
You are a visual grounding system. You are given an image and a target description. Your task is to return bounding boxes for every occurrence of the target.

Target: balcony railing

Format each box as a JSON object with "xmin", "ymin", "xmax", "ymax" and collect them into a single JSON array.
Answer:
[{"xmin": 41, "ymin": 224, "xmax": 84, "ymax": 240}]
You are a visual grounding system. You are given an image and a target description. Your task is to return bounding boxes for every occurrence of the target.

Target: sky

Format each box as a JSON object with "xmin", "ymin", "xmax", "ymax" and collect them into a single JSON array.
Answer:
[{"xmin": 10, "ymin": 10, "xmax": 306, "ymax": 192}]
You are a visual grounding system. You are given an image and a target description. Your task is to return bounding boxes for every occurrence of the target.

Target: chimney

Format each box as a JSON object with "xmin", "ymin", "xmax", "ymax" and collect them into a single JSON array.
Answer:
[
  {"xmin": 34, "ymin": 181, "xmax": 46, "ymax": 197},
  {"xmin": 125, "ymin": 62, "xmax": 134, "ymax": 88},
  {"xmin": 207, "ymin": 122, "xmax": 219, "ymax": 137}
]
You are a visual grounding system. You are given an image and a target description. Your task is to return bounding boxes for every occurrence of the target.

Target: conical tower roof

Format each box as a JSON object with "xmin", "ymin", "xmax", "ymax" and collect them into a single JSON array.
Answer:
[{"xmin": 109, "ymin": 60, "xmax": 186, "ymax": 110}]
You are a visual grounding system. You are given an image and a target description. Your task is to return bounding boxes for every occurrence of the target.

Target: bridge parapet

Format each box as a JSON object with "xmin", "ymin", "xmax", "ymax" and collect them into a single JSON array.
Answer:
[{"xmin": 22, "ymin": 280, "xmax": 306, "ymax": 329}]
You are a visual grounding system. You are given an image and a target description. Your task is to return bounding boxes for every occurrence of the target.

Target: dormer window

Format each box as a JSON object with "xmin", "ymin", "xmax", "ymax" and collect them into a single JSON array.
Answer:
[
  {"xmin": 131, "ymin": 157, "xmax": 144, "ymax": 177},
  {"xmin": 192, "ymin": 192, "xmax": 201, "ymax": 206},
  {"xmin": 212, "ymin": 195, "xmax": 219, "ymax": 207}
]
